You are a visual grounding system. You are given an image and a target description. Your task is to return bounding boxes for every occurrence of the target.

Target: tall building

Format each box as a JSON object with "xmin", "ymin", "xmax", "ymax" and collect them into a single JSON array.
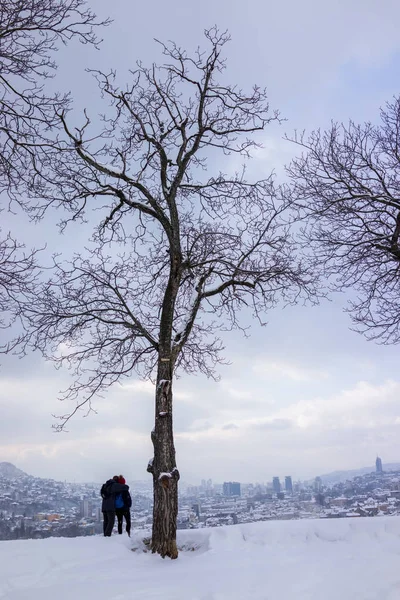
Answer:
[
  {"xmin": 223, "ymin": 482, "xmax": 241, "ymax": 497},
  {"xmin": 205, "ymin": 479, "xmax": 214, "ymax": 497},
  {"xmin": 192, "ymin": 503, "xmax": 200, "ymax": 518},
  {"xmin": 376, "ymin": 456, "xmax": 383, "ymax": 473},
  {"xmin": 80, "ymin": 498, "xmax": 91, "ymax": 518},
  {"xmin": 285, "ymin": 476, "xmax": 293, "ymax": 494},
  {"xmin": 314, "ymin": 476, "xmax": 322, "ymax": 492},
  {"xmin": 231, "ymin": 482, "xmax": 241, "ymax": 496},
  {"xmin": 273, "ymin": 477, "xmax": 281, "ymax": 494}
]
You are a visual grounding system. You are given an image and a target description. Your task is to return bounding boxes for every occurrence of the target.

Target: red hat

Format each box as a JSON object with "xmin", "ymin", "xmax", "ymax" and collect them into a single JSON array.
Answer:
[{"xmin": 118, "ymin": 475, "xmax": 125, "ymax": 484}]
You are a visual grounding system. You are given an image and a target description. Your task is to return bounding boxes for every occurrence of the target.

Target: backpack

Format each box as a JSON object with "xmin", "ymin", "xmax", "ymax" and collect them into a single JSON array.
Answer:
[{"xmin": 115, "ymin": 493, "xmax": 124, "ymax": 509}]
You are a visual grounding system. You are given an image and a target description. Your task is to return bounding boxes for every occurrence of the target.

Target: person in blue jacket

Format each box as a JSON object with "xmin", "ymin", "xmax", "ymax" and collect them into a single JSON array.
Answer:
[
  {"xmin": 100, "ymin": 475, "xmax": 129, "ymax": 537},
  {"xmin": 115, "ymin": 475, "xmax": 132, "ymax": 536}
]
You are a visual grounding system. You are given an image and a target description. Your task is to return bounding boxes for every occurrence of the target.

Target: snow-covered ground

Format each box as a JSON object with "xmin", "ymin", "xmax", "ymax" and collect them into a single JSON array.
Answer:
[{"xmin": 2, "ymin": 517, "xmax": 400, "ymax": 599}]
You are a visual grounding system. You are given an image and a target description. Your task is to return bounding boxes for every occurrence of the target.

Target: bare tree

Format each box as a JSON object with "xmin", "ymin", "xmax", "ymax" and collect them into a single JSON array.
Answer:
[
  {"xmin": 0, "ymin": 232, "xmax": 38, "ymax": 333},
  {"xmin": 286, "ymin": 96, "xmax": 400, "ymax": 344},
  {"xmin": 0, "ymin": 0, "xmax": 109, "ymax": 193},
  {"xmin": 17, "ymin": 29, "xmax": 316, "ymax": 558},
  {"xmin": 0, "ymin": 0, "xmax": 109, "ymax": 326}
]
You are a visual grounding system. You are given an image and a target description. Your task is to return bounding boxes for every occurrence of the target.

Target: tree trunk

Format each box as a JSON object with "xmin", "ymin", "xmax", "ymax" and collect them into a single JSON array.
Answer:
[{"xmin": 147, "ymin": 358, "xmax": 180, "ymax": 558}]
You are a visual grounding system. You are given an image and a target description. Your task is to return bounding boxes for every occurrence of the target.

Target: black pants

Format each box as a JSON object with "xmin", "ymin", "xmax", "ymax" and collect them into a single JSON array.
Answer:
[
  {"xmin": 116, "ymin": 509, "xmax": 131, "ymax": 535},
  {"xmin": 103, "ymin": 510, "xmax": 115, "ymax": 536}
]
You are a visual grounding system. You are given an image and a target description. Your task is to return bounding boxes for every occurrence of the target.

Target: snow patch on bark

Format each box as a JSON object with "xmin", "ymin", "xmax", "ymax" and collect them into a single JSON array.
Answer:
[
  {"xmin": 157, "ymin": 379, "xmax": 171, "ymax": 389},
  {"xmin": 158, "ymin": 468, "xmax": 179, "ymax": 481}
]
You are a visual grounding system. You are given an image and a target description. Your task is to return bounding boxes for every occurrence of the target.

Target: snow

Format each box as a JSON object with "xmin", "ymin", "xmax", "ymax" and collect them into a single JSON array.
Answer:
[
  {"xmin": 2, "ymin": 517, "xmax": 400, "ymax": 599},
  {"xmin": 158, "ymin": 468, "xmax": 178, "ymax": 481},
  {"xmin": 157, "ymin": 379, "xmax": 170, "ymax": 388},
  {"xmin": 173, "ymin": 307, "xmax": 193, "ymax": 337}
]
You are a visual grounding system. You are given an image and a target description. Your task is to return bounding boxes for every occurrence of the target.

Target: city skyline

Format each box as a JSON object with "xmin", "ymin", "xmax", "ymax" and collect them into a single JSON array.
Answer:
[
  {"xmin": 1, "ymin": 457, "xmax": 393, "ymax": 490},
  {"xmin": 2, "ymin": 457, "xmax": 400, "ymax": 543}
]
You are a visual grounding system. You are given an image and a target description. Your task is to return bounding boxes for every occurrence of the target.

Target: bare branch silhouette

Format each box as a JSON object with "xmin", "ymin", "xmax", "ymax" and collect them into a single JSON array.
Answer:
[
  {"xmin": 0, "ymin": 0, "xmax": 109, "ymax": 328},
  {"xmin": 287, "ymin": 96, "xmax": 400, "ymax": 344}
]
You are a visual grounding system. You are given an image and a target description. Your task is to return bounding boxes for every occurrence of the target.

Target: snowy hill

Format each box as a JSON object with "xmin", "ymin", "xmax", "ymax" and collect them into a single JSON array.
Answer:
[
  {"xmin": 0, "ymin": 462, "xmax": 27, "ymax": 479},
  {"xmin": 1, "ymin": 517, "xmax": 400, "ymax": 599},
  {"xmin": 319, "ymin": 463, "xmax": 400, "ymax": 484}
]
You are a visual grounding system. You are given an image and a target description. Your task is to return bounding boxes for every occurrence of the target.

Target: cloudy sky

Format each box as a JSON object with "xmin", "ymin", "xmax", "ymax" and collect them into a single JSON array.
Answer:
[{"xmin": 2, "ymin": 0, "xmax": 400, "ymax": 486}]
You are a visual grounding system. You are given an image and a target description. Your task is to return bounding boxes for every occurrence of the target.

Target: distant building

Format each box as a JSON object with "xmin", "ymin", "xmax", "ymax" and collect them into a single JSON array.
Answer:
[
  {"xmin": 273, "ymin": 477, "xmax": 281, "ymax": 494},
  {"xmin": 80, "ymin": 498, "xmax": 91, "ymax": 518},
  {"xmin": 285, "ymin": 476, "xmax": 293, "ymax": 494},
  {"xmin": 47, "ymin": 514, "xmax": 60, "ymax": 522},
  {"xmin": 314, "ymin": 476, "xmax": 322, "ymax": 493},
  {"xmin": 223, "ymin": 482, "xmax": 241, "ymax": 497},
  {"xmin": 231, "ymin": 482, "xmax": 241, "ymax": 496},
  {"xmin": 293, "ymin": 481, "xmax": 301, "ymax": 493},
  {"xmin": 203, "ymin": 479, "xmax": 214, "ymax": 496},
  {"xmin": 376, "ymin": 456, "xmax": 383, "ymax": 474}
]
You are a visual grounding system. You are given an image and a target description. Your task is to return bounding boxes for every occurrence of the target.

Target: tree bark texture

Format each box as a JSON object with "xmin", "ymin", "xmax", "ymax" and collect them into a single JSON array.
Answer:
[{"xmin": 148, "ymin": 359, "xmax": 180, "ymax": 558}]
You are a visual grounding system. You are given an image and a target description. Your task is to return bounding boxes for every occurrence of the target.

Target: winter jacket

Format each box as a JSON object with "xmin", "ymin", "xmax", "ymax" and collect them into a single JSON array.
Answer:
[
  {"xmin": 100, "ymin": 479, "xmax": 129, "ymax": 512},
  {"xmin": 121, "ymin": 489, "xmax": 132, "ymax": 510}
]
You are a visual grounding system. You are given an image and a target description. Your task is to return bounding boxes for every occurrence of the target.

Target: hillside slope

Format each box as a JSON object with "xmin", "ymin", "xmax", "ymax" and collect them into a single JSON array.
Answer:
[
  {"xmin": 0, "ymin": 462, "xmax": 27, "ymax": 479},
  {"xmin": 1, "ymin": 517, "xmax": 400, "ymax": 599}
]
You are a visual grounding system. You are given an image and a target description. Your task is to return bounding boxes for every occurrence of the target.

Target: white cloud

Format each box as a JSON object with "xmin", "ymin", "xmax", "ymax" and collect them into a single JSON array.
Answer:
[
  {"xmin": 2, "ymin": 363, "xmax": 400, "ymax": 483},
  {"xmin": 118, "ymin": 380, "xmax": 154, "ymax": 395},
  {"xmin": 219, "ymin": 381, "xmax": 253, "ymax": 401},
  {"xmin": 271, "ymin": 380, "xmax": 400, "ymax": 431},
  {"xmin": 250, "ymin": 418, "xmax": 293, "ymax": 431},
  {"xmin": 252, "ymin": 358, "xmax": 329, "ymax": 382}
]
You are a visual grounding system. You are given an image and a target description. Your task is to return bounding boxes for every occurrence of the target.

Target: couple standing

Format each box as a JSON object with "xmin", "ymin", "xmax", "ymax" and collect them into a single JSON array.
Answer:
[{"xmin": 101, "ymin": 474, "xmax": 132, "ymax": 537}]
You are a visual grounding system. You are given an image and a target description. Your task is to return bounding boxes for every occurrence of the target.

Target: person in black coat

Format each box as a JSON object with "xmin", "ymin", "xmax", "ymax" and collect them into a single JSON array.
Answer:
[
  {"xmin": 100, "ymin": 476, "xmax": 129, "ymax": 536},
  {"xmin": 115, "ymin": 475, "xmax": 132, "ymax": 537}
]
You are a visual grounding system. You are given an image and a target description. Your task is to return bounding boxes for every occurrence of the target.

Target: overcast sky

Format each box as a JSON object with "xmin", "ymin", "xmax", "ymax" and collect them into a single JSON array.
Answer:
[{"xmin": 2, "ymin": 0, "xmax": 400, "ymax": 486}]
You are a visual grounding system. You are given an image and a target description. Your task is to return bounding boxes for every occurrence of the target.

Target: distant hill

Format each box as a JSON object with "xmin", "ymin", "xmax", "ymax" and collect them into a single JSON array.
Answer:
[
  {"xmin": 0, "ymin": 462, "xmax": 27, "ymax": 479},
  {"xmin": 319, "ymin": 463, "xmax": 400, "ymax": 485}
]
